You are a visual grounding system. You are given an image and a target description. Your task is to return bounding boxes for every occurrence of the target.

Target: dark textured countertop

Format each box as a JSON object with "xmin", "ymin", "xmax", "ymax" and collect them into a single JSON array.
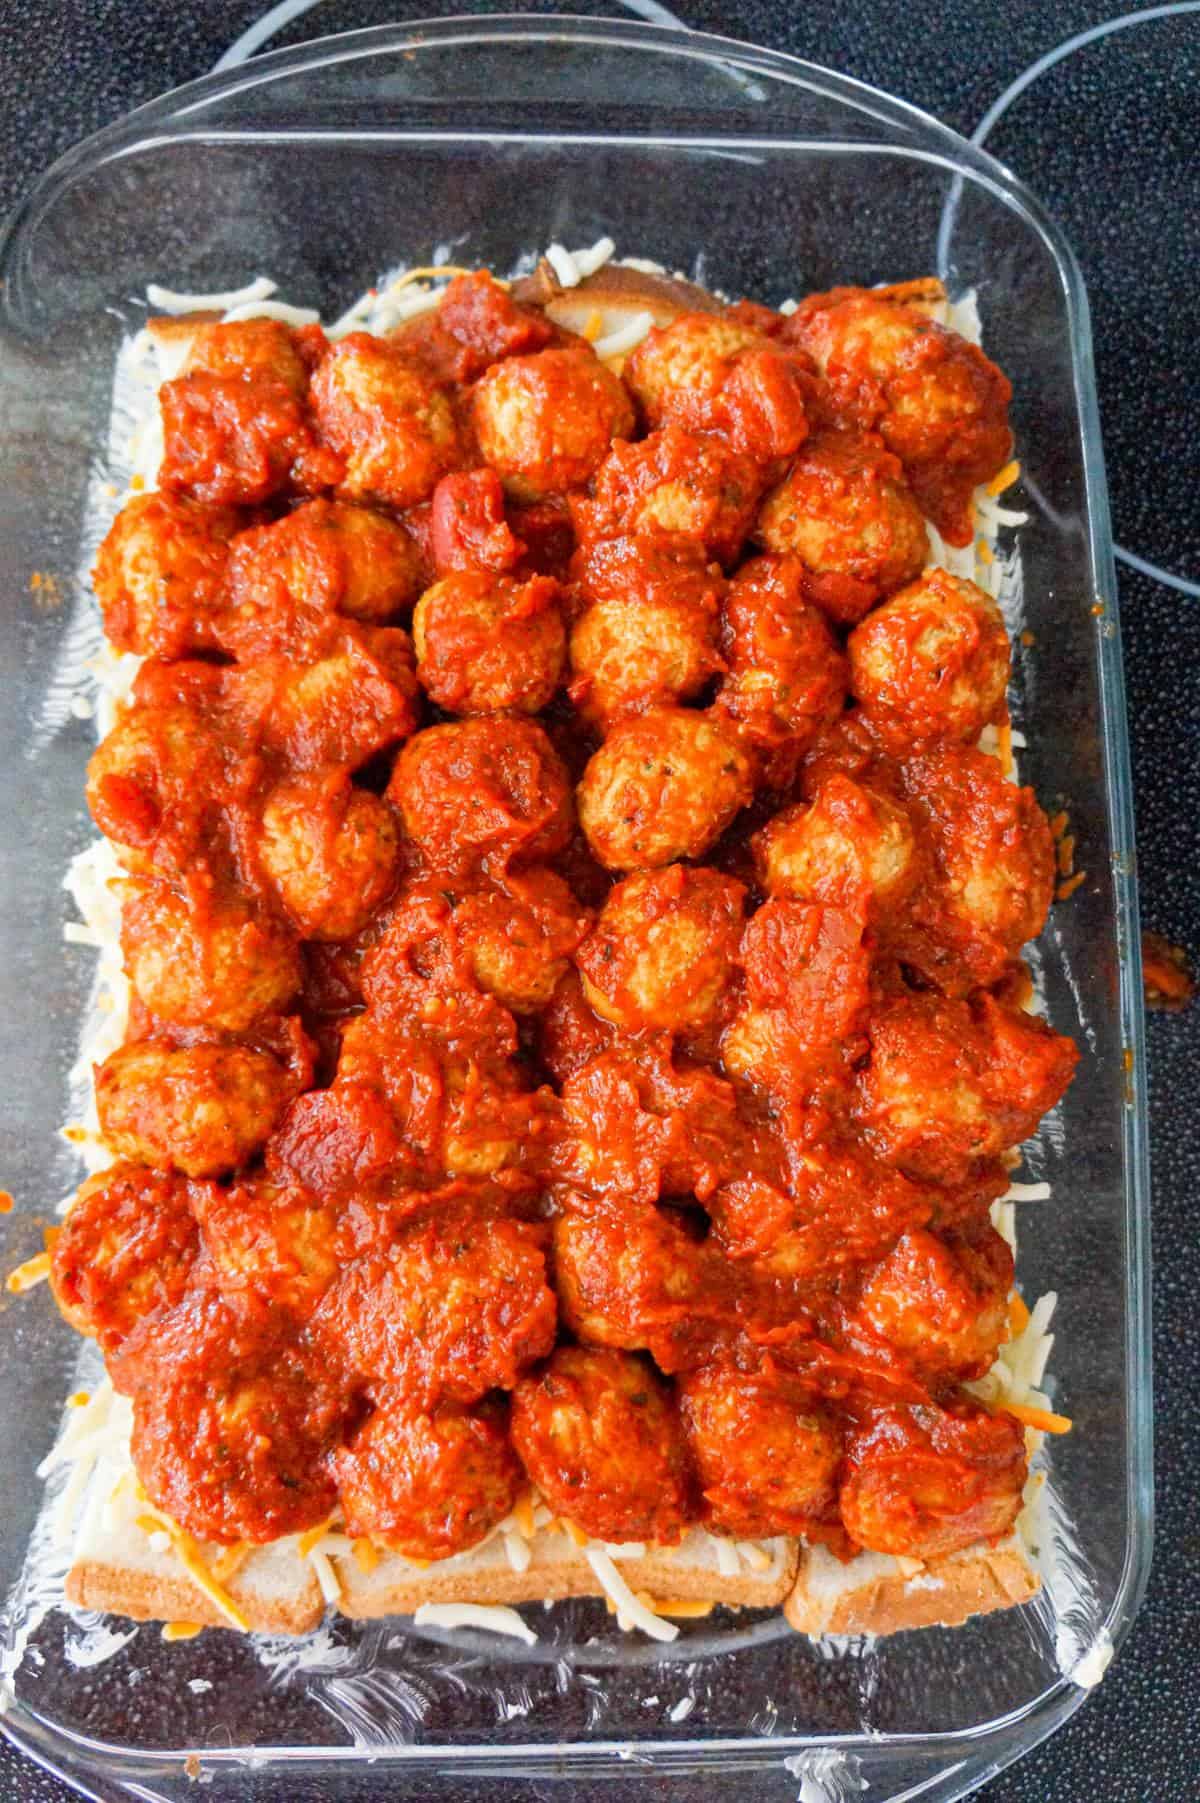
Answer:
[{"xmin": 3, "ymin": 3, "xmax": 1198, "ymax": 1799}]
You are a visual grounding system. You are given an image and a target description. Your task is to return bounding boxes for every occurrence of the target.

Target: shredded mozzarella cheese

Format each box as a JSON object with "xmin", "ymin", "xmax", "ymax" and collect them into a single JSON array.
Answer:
[
  {"xmin": 584, "ymin": 1549, "xmax": 679, "ymax": 1643},
  {"xmin": 413, "ymin": 1602, "xmax": 538, "ymax": 1645}
]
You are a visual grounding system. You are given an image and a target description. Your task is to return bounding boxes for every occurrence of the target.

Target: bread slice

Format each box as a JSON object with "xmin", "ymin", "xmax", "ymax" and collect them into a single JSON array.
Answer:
[
  {"xmin": 66, "ymin": 1537, "xmax": 323, "ymax": 1636},
  {"xmin": 784, "ymin": 1535, "xmax": 1039, "ymax": 1638},
  {"xmin": 335, "ymin": 1523, "xmax": 796, "ymax": 1620}
]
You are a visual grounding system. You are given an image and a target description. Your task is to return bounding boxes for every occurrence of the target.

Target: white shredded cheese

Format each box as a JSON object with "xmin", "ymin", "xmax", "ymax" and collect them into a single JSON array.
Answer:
[
  {"xmin": 308, "ymin": 1548, "xmax": 342, "ymax": 1605},
  {"xmin": 669, "ymin": 1696, "xmax": 695, "ymax": 1722},
  {"xmin": 714, "ymin": 1537, "xmax": 740, "ymax": 1578},
  {"xmin": 778, "ymin": 296, "xmax": 799, "ymax": 316},
  {"xmin": 572, "ymin": 236, "xmax": 617, "ymax": 279},
  {"xmin": 146, "ymin": 277, "xmax": 276, "ymax": 314},
  {"xmin": 412, "ymin": 1602, "xmax": 538, "ymax": 1645},
  {"xmin": 503, "ymin": 1531, "xmax": 532, "ymax": 1574},
  {"xmin": 544, "ymin": 243, "xmax": 582, "ymax": 288},
  {"xmin": 583, "ymin": 1548, "xmax": 678, "ymax": 1643},
  {"xmin": 594, "ymin": 311, "xmax": 655, "ymax": 361},
  {"xmin": 220, "ymin": 299, "xmax": 320, "ymax": 327},
  {"xmin": 1003, "ymin": 1180, "xmax": 1053, "ymax": 1202}
]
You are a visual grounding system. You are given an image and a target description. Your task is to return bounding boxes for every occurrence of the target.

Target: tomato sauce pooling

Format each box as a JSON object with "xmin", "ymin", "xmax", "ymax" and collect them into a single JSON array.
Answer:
[{"xmin": 59, "ymin": 269, "xmax": 1076, "ymax": 1565}]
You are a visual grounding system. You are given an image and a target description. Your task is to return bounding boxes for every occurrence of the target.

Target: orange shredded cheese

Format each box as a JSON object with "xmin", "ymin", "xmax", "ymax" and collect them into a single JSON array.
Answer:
[
  {"xmin": 581, "ymin": 309, "xmax": 604, "ymax": 343},
  {"xmin": 162, "ymin": 1621, "xmax": 203, "ymax": 1642},
  {"xmin": 976, "ymin": 538, "xmax": 994, "ymax": 567},
  {"xmin": 353, "ymin": 1536, "xmax": 379, "ymax": 1574},
  {"xmin": 135, "ymin": 1511, "xmax": 251, "ymax": 1630},
  {"xmin": 559, "ymin": 1517, "xmax": 588, "ymax": 1548},
  {"xmin": 211, "ymin": 1543, "xmax": 251, "ymax": 1584},
  {"xmin": 1057, "ymin": 871, "xmax": 1087, "ymax": 901},
  {"xmin": 1008, "ymin": 1293, "xmax": 1031, "ymax": 1337},
  {"xmin": 0, "ymin": 1190, "xmax": 13, "ymax": 1214},
  {"xmin": 129, "ymin": 474, "xmax": 145, "ymax": 492},
  {"xmin": 512, "ymin": 1492, "xmax": 536, "ymax": 1538},
  {"xmin": 68, "ymin": 1390, "xmax": 91, "ymax": 1409},
  {"xmin": 998, "ymin": 719, "xmax": 1014, "ymax": 777},
  {"xmin": 389, "ymin": 264, "xmax": 495, "ymax": 291},
  {"xmin": 6, "ymin": 1251, "xmax": 50, "ymax": 1294},
  {"xmin": 987, "ymin": 459, "xmax": 1020, "ymax": 497},
  {"xmin": 1005, "ymin": 1402, "xmax": 1073, "ymax": 1435},
  {"xmin": 297, "ymin": 1515, "xmax": 336, "ymax": 1559},
  {"xmin": 641, "ymin": 1596, "xmax": 715, "ymax": 1619}
]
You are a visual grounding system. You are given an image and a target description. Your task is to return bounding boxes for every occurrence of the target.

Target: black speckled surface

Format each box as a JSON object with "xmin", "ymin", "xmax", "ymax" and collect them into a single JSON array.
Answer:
[{"xmin": 3, "ymin": 4, "xmax": 1198, "ymax": 1798}]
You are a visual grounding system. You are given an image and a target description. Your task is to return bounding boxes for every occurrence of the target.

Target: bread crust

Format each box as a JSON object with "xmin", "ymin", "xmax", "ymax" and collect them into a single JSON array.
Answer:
[{"xmin": 66, "ymin": 1556, "xmax": 323, "ymax": 1635}]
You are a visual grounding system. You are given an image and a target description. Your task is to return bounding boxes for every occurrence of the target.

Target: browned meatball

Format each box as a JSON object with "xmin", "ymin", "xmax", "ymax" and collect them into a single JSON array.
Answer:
[
  {"xmin": 218, "ymin": 499, "xmax": 422, "ymax": 661},
  {"xmin": 259, "ymin": 779, "xmax": 401, "ymax": 940},
  {"xmin": 413, "ymin": 569, "xmax": 566, "ymax": 715},
  {"xmin": 714, "ymin": 554, "xmax": 847, "ymax": 786},
  {"xmin": 678, "ymin": 1364, "xmax": 842, "ymax": 1537},
  {"xmin": 183, "ymin": 317, "xmax": 310, "ymax": 390},
  {"xmin": 576, "ymin": 864, "xmax": 744, "ymax": 1032},
  {"xmin": 755, "ymin": 430, "xmax": 928, "ymax": 622},
  {"xmin": 626, "ymin": 312, "xmax": 811, "ymax": 460},
  {"xmin": 854, "ymin": 989, "xmax": 1079, "ymax": 1184},
  {"xmin": 753, "ymin": 773, "xmax": 918, "ymax": 922},
  {"xmin": 388, "ymin": 717, "xmax": 573, "ymax": 875},
  {"xmin": 122, "ymin": 880, "xmax": 300, "ymax": 1032},
  {"xmin": 567, "ymin": 535, "xmax": 724, "ymax": 725},
  {"xmin": 510, "ymin": 1345, "xmax": 695, "ymax": 1543},
  {"xmin": 472, "ymin": 345, "xmax": 634, "ymax": 499},
  {"xmin": 86, "ymin": 695, "xmax": 223, "ymax": 867},
  {"xmin": 454, "ymin": 869, "xmax": 590, "ymax": 1013},
  {"xmin": 95, "ymin": 1040, "xmax": 294, "ymax": 1178},
  {"xmin": 310, "ymin": 332, "xmax": 464, "ymax": 508},
  {"xmin": 265, "ymin": 625, "xmax": 421, "ymax": 772},
  {"xmin": 857, "ymin": 1225, "xmax": 1013, "ymax": 1381},
  {"xmin": 115, "ymin": 1289, "xmax": 345, "ymax": 1544},
  {"xmin": 848, "ymin": 569, "xmax": 1010, "ymax": 752},
  {"xmin": 579, "ymin": 426, "xmax": 763, "ymax": 565},
  {"xmin": 49, "ymin": 1163, "xmax": 200, "ymax": 1355},
  {"xmin": 333, "ymin": 1391, "xmax": 522, "ymax": 1560},
  {"xmin": 576, "ymin": 707, "xmax": 754, "ymax": 872},
  {"xmin": 897, "ymin": 746, "xmax": 1055, "ymax": 989},
  {"xmin": 92, "ymin": 492, "xmax": 241, "ymax": 660},
  {"xmin": 192, "ymin": 1177, "xmax": 340, "ymax": 1318},
  {"xmin": 839, "ymin": 1398, "xmax": 1026, "ymax": 1559},
  {"xmin": 553, "ymin": 1205, "xmax": 733, "ymax": 1373}
]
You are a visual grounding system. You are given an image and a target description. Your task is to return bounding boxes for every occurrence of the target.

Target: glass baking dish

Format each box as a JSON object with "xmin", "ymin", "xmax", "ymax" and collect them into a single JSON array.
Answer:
[{"xmin": 0, "ymin": 16, "xmax": 1151, "ymax": 1801}]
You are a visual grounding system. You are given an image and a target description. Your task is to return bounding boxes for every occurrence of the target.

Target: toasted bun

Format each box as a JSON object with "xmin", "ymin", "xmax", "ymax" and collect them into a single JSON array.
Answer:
[{"xmin": 784, "ymin": 1535, "xmax": 1039, "ymax": 1638}]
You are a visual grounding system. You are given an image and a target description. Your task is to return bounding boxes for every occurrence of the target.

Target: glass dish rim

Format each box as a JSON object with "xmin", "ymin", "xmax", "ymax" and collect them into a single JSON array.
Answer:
[{"xmin": 0, "ymin": 14, "xmax": 1153, "ymax": 1797}]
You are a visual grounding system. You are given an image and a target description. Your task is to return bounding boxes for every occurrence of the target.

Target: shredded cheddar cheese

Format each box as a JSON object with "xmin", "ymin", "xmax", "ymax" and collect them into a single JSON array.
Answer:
[
  {"xmin": 211, "ymin": 1543, "xmax": 251, "ymax": 1584},
  {"xmin": 640, "ymin": 1595, "xmax": 715, "ymax": 1619},
  {"xmin": 987, "ymin": 459, "xmax": 1021, "ymax": 496},
  {"xmin": 297, "ymin": 1515, "xmax": 336, "ymax": 1559},
  {"xmin": 135, "ymin": 1511, "xmax": 250, "ymax": 1631},
  {"xmin": 511, "ymin": 1492, "xmax": 536, "ymax": 1538},
  {"xmin": 6, "ymin": 1252, "xmax": 50, "ymax": 1294},
  {"xmin": 162, "ymin": 1621, "xmax": 203, "ymax": 1642},
  {"xmin": 1005, "ymin": 1402, "xmax": 1073, "ymax": 1435},
  {"xmin": 1008, "ymin": 1293, "xmax": 1032, "ymax": 1337},
  {"xmin": 352, "ymin": 1536, "xmax": 379, "ymax": 1574},
  {"xmin": 559, "ymin": 1517, "xmax": 588, "ymax": 1548}
]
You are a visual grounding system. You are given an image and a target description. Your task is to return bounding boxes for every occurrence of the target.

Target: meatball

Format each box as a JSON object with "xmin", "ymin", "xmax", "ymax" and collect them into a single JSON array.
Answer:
[
  {"xmin": 92, "ymin": 492, "xmax": 240, "ymax": 660},
  {"xmin": 266, "ymin": 1080, "xmax": 418, "ymax": 1201},
  {"xmin": 310, "ymin": 331, "xmax": 464, "ymax": 508},
  {"xmin": 218, "ymin": 499, "xmax": 422, "ymax": 662},
  {"xmin": 626, "ymin": 312, "xmax": 811, "ymax": 460},
  {"xmin": 192, "ymin": 1177, "xmax": 340, "ymax": 1317},
  {"xmin": 721, "ymin": 900, "xmax": 868, "ymax": 1097},
  {"xmin": 678, "ymin": 1364, "xmax": 841, "ymax": 1537},
  {"xmin": 553, "ymin": 1205, "xmax": 733, "ymax": 1373},
  {"xmin": 259, "ymin": 779, "xmax": 400, "ymax": 940},
  {"xmin": 854, "ymin": 989, "xmax": 1079, "ymax": 1184},
  {"xmin": 709, "ymin": 1143, "xmax": 934, "ymax": 1285},
  {"xmin": 753, "ymin": 773, "xmax": 918, "ymax": 922},
  {"xmin": 576, "ymin": 864, "xmax": 745, "ymax": 1032},
  {"xmin": 86, "ymin": 690, "xmax": 223, "ymax": 864},
  {"xmin": 95, "ymin": 1039, "xmax": 293, "ymax": 1178},
  {"xmin": 122, "ymin": 879, "xmax": 300, "ymax": 1032},
  {"xmin": 839, "ymin": 1398, "xmax": 1027, "ymax": 1559},
  {"xmin": 510, "ymin": 1346, "xmax": 695, "ymax": 1544},
  {"xmin": 857, "ymin": 1224, "xmax": 1013, "ymax": 1380},
  {"xmin": 388, "ymin": 717, "xmax": 573, "ymax": 875},
  {"xmin": 183, "ymin": 317, "xmax": 311, "ymax": 390},
  {"xmin": 579, "ymin": 426, "xmax": 763, "ymax": 565},
  {"xmin": 159, "ymin": 321, "xmax": 329, "ymax": 507},
  {"xmin": 784, "ymin": 287, "xmax": 1013, "ymax": 544},
  {"xmin": 412, "ymin": 569, "xmax": 566, "ymax": 715},
  {"xmin": 49, "ymin": 1163, "xmax": 200, "ymax": 1355},
  {"xmin": 454, "ymin": 869, "xmax": 590, "ymax": 1013},
  {"xmin": 567, "ymin": 535, "xmax": 724, "ymax": 725},
  {"xmin": 553, "ymin": 1045, "xmax": 746, "ymax": 1207},
  {"xmin": 265, "ymin": 625, "xmax": 420, "ymax": 772},
  {"xmin": 755, "ymin": 430, "xmax": 928, "ymax": 622},
  {"xmin": 848, "ymin": 569, "xmax": 1010, "ymax": 752},
  {"xmin": 576, "ymin": 707, "xmax": 754, "ymax": 871},
  {"xmin": 537, "ymin": 969, "xmax": 618, "ymax": 1085},
  {"xmin": 333, "ymin": 1391, "xmax": 522, "ymax": 1561},
  {"xmin": 319, "ymin": 1203, "xmax": 556, "ymax": 1405},
  {"xmin": 115, "ymin": 1289, "xmax": 345, "ymax": 1544},
  {"xmin": 472, "ymin": 345, "xmax": 634, "ymax": 499},
  {"xmin": 429, "ymin": 467, "xmax": 525, "ymax": 574},
  {"xmin": 898, "ymin": 746, "xmax": 1055, "ymax": 989},
  {"xmin": 714, "ymin": 555, "xmax": 847, "ymax": 785}
]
